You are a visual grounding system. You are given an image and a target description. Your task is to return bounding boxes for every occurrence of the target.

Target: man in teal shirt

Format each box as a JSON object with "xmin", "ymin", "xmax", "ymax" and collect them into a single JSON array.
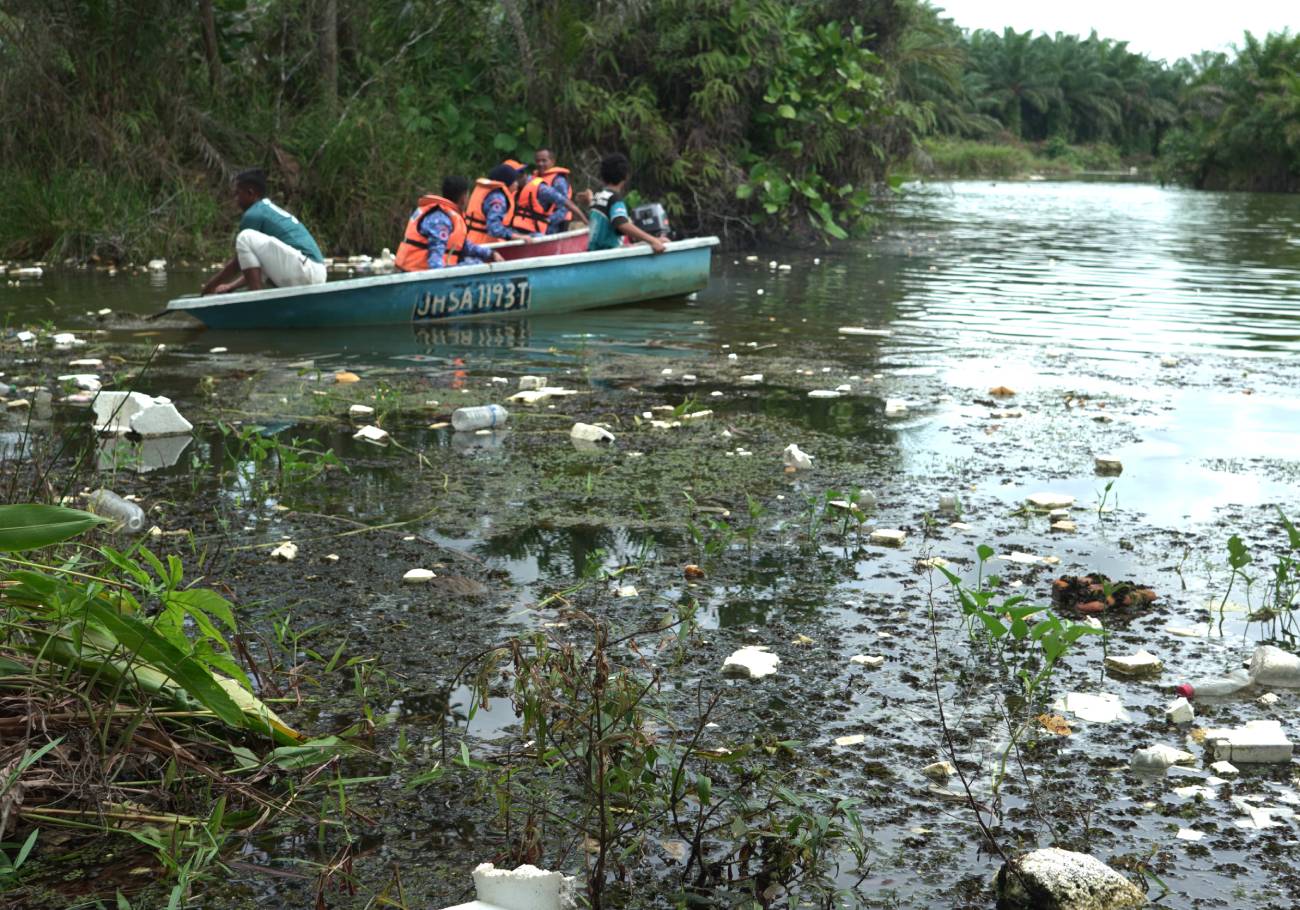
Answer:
[
  {"xmin": 586, "ymin": 153, "xmax": 666, "ymax": 253},
  {"xmin": 201, "ymin": 169, "xmax": 326, "ymax": 294}
]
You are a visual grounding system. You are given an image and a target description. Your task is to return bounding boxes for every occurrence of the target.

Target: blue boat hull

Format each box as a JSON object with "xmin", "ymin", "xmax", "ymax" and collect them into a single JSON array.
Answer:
[{"xmin": 168, "ymin": 238, "xmax": 718, "ymax": 330}]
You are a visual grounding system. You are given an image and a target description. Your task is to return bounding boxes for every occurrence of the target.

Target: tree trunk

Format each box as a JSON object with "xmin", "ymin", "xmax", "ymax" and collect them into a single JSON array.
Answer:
[
  {"xmin": 319, "ymin": 0, "xmax": 338, "ymax": 110},
  {"xmin": 199, "ymin": 0, "xmax": 221, "ymax": 89}
]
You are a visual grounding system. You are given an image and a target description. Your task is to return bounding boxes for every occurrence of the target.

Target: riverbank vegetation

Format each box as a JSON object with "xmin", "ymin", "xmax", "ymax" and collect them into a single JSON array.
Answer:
[
  {"xmin": 1, "ymin": 2, "xmax": 1297, "ymax": 259},
  {"xmin": 909, "ymin": 13, "xmax": 1300, "ymax": 190}
]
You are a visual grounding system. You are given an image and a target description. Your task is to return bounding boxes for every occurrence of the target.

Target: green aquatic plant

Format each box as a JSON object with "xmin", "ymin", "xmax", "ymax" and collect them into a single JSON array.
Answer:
[
  {"xmin": 449, "ymin": 604, "xmax": 870, "ymax": 908},
  {"xmin": 939, "ymin": 545, "xmax": 1103, "ymax": 796}
]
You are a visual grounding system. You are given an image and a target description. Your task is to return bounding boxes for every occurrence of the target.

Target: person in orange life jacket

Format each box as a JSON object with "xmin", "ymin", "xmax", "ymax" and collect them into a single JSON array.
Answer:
[
  {"xmin": 465, "ymin": 162, "xmax": 528, "ymax": 246},
  {"xmin": 585, "ymin": 153, "xmax": 666, "ymax": 254},
  {"xmin": 395, "ymin": 176, "xmax": 503, "ymax": 272},
  {"xmin": 511, "ymin": 148, "xmax": 589, "ymax": 235}
]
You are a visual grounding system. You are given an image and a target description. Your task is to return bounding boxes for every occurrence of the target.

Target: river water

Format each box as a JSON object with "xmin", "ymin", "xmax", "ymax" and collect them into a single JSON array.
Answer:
[{"xmin": 4, "ymin": 180, "xmax": 1300, "ymax": 908}]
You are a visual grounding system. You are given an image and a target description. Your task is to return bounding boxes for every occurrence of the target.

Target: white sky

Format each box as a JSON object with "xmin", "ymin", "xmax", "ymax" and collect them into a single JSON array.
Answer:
[{"xmin": 933, "ymin": 0, "xmax": 1296, "ymax": 63}]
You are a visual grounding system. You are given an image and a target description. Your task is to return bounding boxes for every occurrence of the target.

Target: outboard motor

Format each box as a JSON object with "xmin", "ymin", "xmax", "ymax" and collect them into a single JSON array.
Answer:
[{"xmin": 631, "ymin": 203, "xmax": 671, "ymax": 239}]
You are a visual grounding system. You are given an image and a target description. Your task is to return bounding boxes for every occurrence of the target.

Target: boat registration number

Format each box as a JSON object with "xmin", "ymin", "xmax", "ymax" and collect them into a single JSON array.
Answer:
[{"xmin": 412, "ymin": 276, "xmax": 532, "ymax": 320}]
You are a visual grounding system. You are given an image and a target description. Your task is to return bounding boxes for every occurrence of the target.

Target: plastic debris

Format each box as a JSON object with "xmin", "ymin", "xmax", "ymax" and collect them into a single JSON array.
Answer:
[
  {"xmin": 86, "ymin": 489, "xmax": 146, "ymax": 534},
  {"xmin": 15, "ymin": 331, "xmax": 36, "ymax": 343},
  {"xmin": 1203, "ymin": 720, "xmax": 1293, "ymax": 763},
  {"xmin": 834, "ymin": 734, "xmax": 866, "ymax": 747},
  {"xmin": 334, "ymin": 371, "xmax": 360, "ymax": 383},
  {"xmin": 348, "ymin": 404, "xmax": 375, "ymax": 419},
  {"xmin": 1159, "ymin": 355, "xmax": 1179, "ymax": 367},
  {"xmin": 988, "ymin": 385, "xmax": 1016, "ymax": 397},
  {"xmin": 807, "ymin": 389, "xmax": 841, "ymax": 399},
  {"xmin": 1175, "ymin": 668, "xmax": 1252, "ymax": 699},
  {"xmin": 1105, "ymin": 650, "xmax": 1163, "ymax": 678},
  {"xmin": 1051, "ymin": 520, "xmax": 1078, "ymax": 532},
  {"xmin": 518, "ymin": 375, "xmax": 545, "ymax": 391},
  {"xmin": 739, "ymin": 373, "xmax": 764, "ymax": 383},
  {"xmin": 922, "ymin": 761, "xmax": 955, "ymax": 781},
  {"xmin": 1094, "ymin": 455, "xmax": 1123, "ymax": 475},
  {"xmin": 147, "ymin": 259, "xmax": 167, "ymax": 271},
  {"xmin": 998, "ymin": 551, "xmax": 1059, "ymax": 566},
  {"xmin": 352, "ymin": 425, "xmax": 390, "ymax": 445},
  {"xmin": 680, "ymin": 410, "xmax": 712, "ymax": 421},
  {"xmin": 938, "ymin": 494, "xmax": 958, "ymax": 514},
  {"xmin": 722, "ymin": 646, "xmax": 780, "ymax": 679},
  {"xmin": 448, "ymin": 862, "xmax": 575, "ymax": 910},
  {"xmin": 1165, "ymin": 697, "xmax": 1195, "ymax": 724},
  {"xmin": 5, "ymin": 399, "xmax": 30, "ymax": 410},
  {"xmin": 271, "ymin": 542, "xmax": 298, "ymax": 562},
  {"xmin": 616, "ymin": 585, "xmax": 638, "ymax": 598},
  {"xmin": 1051, "ymin": 692, "xmax": 1132, "ymax": 724},
  {"xmin": 850, "ymin": 654, "xmax": 885, "ymax": 669},
  {"xmin": 1026, "ymin": 492, "xmax": 1075, "ymax": 510},
  {"xmin": 837, "ymin": 326, "xmax": 892, "ymax": 337},
  {"xmin": 1131, "ymin": 743, "xmax": 1196, "ymax": 772},
  {"xmin": 869, "ymin": 529, "xmax": 906, "ymax": 547},
  {"xmin": 452, "ymin": 404, "xmax": 508, "ymax": 431},
  {"xmin": 1257, "ymin": 692, "xmax": 1280, "ymax": 706},
  {"xmin": 1249, "ymin": 644, "xmax": 1300, "ymax": 687},
  {"xmin": 570, "ymin": 422, "xmax": 615, "ymax": 444},
  {"xmin": 324, "ymin": 554, "xmax": 340, "ymax": 563},
  {"xmin": 403, "ymin": 568, "xmax": 435, "ymax": 584},
  {"xmin": 884, "ymin": 399, "xmax": 908, "ymax": 416},
  {"xmin": 782, "ymin": 444, "xmax": 814, "ymax": 470},
  {"xmin": 1210, "ymin": 760, "xmax": 1239, "ymax": 778},
  {"xmin": 508, "ymin": 387, "xmax": 578, "ymax": 405},
  {"xmin": 93, "ymin": 391, "xmax": 193, "ymax": 437},
  {"xmin": 1175, "ymin": 828, "xmax": 1205, "ymax": 842}
]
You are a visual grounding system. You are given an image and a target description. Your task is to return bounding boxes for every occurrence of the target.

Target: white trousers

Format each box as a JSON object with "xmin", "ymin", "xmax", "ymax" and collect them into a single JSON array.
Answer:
[{"xmin": 235, "ymin": 230, "xmax": 326, "ymax": 287}]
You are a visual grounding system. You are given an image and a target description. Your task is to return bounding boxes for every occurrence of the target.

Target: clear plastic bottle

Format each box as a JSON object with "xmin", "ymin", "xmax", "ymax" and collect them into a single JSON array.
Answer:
[
  {"xmin": 87, "ymin": 489, "xmax": 146, "ymax": 534},
  {"xmin": 1175, "ymin": 668, "xmax": 1252, "ymax": 699},
  {"xmin": 451, "ymin": 404, "xmax": 509, "ymax": 432}
]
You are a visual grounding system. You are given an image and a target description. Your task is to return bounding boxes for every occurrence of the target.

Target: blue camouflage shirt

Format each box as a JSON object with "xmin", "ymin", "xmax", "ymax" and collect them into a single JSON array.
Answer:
[
  {"xmin": 417, "ymin": 209, "xmax": 493, "ymax": 268},
  {"xmin": 483, "ymin": 188, "xmax": 515, "ymax": 240}
]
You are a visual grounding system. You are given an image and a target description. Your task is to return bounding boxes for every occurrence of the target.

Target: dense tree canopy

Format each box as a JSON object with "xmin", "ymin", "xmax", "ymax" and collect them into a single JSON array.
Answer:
[
  {"xmin": 907, "ymin": 12, "xmax": 1300, "ymax": 190},
  {"xmin": 0, "ymin": 1, "xmax": 1296, "ymax": 260}
]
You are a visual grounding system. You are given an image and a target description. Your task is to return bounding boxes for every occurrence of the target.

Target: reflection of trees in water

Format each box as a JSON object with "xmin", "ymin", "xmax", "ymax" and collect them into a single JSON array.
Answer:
[{"xmin": 480, "ymin": 524, "xmax": 660, "ymax": 578}]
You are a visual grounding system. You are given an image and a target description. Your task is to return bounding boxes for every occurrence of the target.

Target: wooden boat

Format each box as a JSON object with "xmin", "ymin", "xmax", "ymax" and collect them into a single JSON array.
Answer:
[
  {"xmin": 486, "ymin": 227, "xmax": 590, "ymax": 260},
  {"xmin": 167, "ymin": 237, "xmax": 718, "ymax": 330}
]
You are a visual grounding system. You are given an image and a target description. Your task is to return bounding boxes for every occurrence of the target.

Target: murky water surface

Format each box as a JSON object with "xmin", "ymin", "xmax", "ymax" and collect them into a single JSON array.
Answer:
[{"xmin": 5, "ymin": 180, "xmax": 1300, "ymax": 908}]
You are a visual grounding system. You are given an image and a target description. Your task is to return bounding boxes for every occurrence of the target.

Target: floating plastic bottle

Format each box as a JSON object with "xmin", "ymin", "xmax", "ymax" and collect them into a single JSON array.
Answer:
[
  {"xmin": 1175, "ymin": 668, "xmax": 1252, "ymax": 699},
  {"xmin": 87, "ymin": 489, "xmax": 146, "ymax": 534},
  {"xmin": 451, "ymin": 404, "xmax": 509, "ymax": 432}
]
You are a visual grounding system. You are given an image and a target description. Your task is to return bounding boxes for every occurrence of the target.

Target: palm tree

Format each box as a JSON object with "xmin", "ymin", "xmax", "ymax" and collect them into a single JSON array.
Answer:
[{"xmin": 967, "ymin": 28, "xmax": 1060, "ymax": 139}]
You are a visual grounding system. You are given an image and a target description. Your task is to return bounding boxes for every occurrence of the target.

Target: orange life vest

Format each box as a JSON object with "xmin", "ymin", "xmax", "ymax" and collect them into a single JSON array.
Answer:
[
  {"xmin": 396, "ymin": 195, "xmax": 467, "ymax": 271},
  {"xmin": 510, "ymin": 167, "xmax": 571, "ymax": 234},
  {"xmin": 464, "ymin": 179, "xmax": 515, "ymax": 246}
]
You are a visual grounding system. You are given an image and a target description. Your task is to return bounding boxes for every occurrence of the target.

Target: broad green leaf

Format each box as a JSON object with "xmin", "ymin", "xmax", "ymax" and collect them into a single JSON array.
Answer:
[
  {"xmin": 0, "ymin": 505, "xmax": 104, "ymax": 552},
  {"xmin": 776, "ymin": 103, "xmax": 797, "ymax": 119},
  {"xmin": 492, "ymin": 132, "xmax": 518, "ymax": 152},
  {"xmin": 735, "ymin": 183, "xmax": 753, "ymax": 200},
  {"xmin": 1227, "ymin": 534, "xmax": 1251, "ymax": 570},
  {"xmin": 83, "ymin": 601, "xmax": 245, "ymax": 731},
  {"xmin": 978, "ymin": 613, "xmax": 1007, "ymax": 638}
]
